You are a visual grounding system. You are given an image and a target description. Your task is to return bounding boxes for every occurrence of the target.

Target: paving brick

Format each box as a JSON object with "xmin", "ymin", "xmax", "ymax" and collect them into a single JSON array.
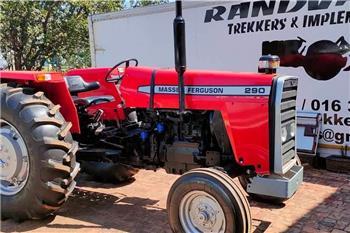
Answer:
[
  {"xmin": 0, "ymin": 166, "xmax": 349, "ymax": 233},
  {"xmin": 332, "ymin": 230, "xmax": 347, "ymax": 233},
  {"xmin": 335, "ymin": 220, "xmax": 348, "ymax": 230}
]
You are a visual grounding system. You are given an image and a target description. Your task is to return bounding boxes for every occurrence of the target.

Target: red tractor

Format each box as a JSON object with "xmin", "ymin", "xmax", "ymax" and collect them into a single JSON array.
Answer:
[{"xmin": 0, "ymin": 2, "xmax": 303, "ymax": 232}]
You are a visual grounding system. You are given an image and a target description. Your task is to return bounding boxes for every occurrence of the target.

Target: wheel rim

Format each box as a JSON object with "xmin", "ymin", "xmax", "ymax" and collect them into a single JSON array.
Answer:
[
  {"xmin": 0, "ymin": 119, "xmax": 29, "ymax": 196},
  {"xmin": 179, "ymin": 190, "xmax": 226, "ymax": 233}
]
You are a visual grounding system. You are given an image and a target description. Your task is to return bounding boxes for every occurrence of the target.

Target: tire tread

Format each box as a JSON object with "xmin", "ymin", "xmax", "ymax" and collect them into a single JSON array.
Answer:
[
  {"xmin": 1, "ymin": 85, "xmax": 79, "ymax": 220},
  {"xmin": 48, "ymin": 104, "xmax": 61, "ymax": 117},
  {"xmin": 167, "ymin": 167, "xmax": 252, "ymax": 233},
  {"xmin": 188, "ymin": 168, "xmax": 251, "ymax": 233}
]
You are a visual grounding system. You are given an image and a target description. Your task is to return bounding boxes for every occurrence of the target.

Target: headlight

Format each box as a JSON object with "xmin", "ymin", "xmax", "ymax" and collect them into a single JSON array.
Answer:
[
  {"xmin": 289, "ymin": 122, "xmax": 295, "ymax": 138},
  {"xmin": 281, "ymin": 126, "xmax": 288, "ymax": 143}
]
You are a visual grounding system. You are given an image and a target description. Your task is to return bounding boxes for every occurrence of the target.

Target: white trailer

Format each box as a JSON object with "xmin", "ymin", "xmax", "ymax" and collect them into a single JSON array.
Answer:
[{"xmin": 88, "ymin": 0, "xmax": 350, "ymax": 157}]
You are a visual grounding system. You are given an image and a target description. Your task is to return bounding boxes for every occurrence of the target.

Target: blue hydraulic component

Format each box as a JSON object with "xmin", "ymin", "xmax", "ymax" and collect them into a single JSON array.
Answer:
[
  {"xmin": 156, "ymin": 122, "xmax": 165, "ymax": 134},
  {"xmin": 140, "ymin": 131, "xmax": 149, "ymax": 142}
]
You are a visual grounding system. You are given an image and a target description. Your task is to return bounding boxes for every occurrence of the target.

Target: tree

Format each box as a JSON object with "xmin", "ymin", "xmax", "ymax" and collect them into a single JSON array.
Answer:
[
  {"xmin": 0, "ymin": 1, "xmax": 122, "ymax": 70},
  {"xmin": 129, "ymin": 0, "xmax": 169, "ymax": 8}
]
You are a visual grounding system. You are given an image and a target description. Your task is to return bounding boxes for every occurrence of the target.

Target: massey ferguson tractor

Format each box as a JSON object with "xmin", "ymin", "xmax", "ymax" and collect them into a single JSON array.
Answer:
[{"xmin": 0, "ymin": 2, "xmax": 303, "ymax": 232}]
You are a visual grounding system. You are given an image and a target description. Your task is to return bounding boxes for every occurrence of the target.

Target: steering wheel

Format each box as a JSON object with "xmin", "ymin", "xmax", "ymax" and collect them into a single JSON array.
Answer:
[{"xmin": 105, "ymin": 58, "xmax": 138, "ymax": 83}]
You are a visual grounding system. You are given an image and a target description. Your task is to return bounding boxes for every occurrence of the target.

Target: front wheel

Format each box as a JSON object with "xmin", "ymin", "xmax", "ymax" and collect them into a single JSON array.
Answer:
[{"xmin": 167, "ymin": 168, "xmax": 251, "ymax": 233}]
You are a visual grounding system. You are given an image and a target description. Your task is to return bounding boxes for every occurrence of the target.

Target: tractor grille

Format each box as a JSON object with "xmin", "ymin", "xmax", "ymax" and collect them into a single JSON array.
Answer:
[
  {"xmin": 280, "ymin": 79, "xmax": 297, "ymax": 166},
  {"xmin": 271, "ymin": 76, "xmax": 298, "ymax": 174}
]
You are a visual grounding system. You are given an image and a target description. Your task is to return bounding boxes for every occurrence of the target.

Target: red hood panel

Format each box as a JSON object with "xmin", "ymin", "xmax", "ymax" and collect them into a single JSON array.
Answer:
[{"xmin": 120, "ymin": 66, "xmax": 274, "ymax": 110}]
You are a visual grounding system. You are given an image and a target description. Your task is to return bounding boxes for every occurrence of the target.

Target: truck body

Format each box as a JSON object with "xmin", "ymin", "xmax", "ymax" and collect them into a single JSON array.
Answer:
[{"xmin": 89, "ymin": 0, "xmax": 350, "ymax": 157}]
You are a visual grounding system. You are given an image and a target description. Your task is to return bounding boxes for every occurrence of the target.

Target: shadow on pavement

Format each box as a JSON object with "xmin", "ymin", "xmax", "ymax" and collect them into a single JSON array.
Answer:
[
  {"xmin": 252, "ymin": 219, "xmax": 272, "ymax": 233},
  {"xmin": 282, "ymin": 165, "xmax": 350, "ymax": 233},
  {"xmin": 75, "ymin": 172, "xmax": 137, "ymax": 189},
  {"xmin": 248, "ymin": 197, "xmax": 286, "ymax": 209},
  {"xmin": 1, "ymin": 188, "xmax": 168, "ymax": 233},
  {"xmin": 2, "ymin": 165, "xmax": 349, "ymax": 232}
]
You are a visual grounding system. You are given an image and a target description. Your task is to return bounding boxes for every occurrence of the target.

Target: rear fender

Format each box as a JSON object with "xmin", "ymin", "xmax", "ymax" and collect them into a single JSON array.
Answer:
[
  {"xmin": 0, "ymin": 71, "xmax": 80, "ymax": 133},
  {"xmin": 31, "ymin": 81, "xmax": 80, "ymax": 133}
]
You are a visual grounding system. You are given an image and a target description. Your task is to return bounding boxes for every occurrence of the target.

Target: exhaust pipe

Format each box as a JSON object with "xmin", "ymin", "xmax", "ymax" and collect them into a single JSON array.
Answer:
[{"xmin": 173, "ymin": 0, "xmax": 186, "ymax": 139}]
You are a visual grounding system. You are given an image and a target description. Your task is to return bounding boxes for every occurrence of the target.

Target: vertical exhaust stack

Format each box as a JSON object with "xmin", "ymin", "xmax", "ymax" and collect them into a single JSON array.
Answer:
[
  {"xmin": 174, "ymin": 0, "xmax": 186, "ymax": 114},
  {"xmin": 173, "ymin": 0, "xmax": 186, "ymax": 139}
]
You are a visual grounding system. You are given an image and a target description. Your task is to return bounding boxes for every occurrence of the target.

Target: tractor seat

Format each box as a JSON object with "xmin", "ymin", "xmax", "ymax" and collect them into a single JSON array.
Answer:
[
  {"xmin": 74, "ymin": 95, "xmax": 115, "ymax": 107},
  {"xmin": 65, "ymin": 75, "xmax": 100, "ymax": 95}
]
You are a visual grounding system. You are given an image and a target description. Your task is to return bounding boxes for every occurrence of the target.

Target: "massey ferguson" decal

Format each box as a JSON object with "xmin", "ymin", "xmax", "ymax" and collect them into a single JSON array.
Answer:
[{"xmin": 138, "ymin": 85, "xmax": 271, "ymax": 96}]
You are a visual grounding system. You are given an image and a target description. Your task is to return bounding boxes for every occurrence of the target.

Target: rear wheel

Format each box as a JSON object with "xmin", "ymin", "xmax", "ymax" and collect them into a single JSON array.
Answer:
[
  {"xmin": 167, "ymin": 168, "xmax": 251, "ymax": 233},
  {"xmin": 0, "ymin": 84, "xmax": 80, "ymax": 220}
]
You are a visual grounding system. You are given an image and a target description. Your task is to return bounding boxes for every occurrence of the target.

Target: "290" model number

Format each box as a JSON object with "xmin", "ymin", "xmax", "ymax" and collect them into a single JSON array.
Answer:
[{"xmin": 244, "ymin": 87, "xmax": 266, "ymax": 94}]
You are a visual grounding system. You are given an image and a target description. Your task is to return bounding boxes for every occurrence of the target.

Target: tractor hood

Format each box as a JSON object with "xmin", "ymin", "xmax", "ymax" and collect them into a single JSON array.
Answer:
[{"xmin": 120, "ymin": 66, "xmax": 275, "ymax": 110}]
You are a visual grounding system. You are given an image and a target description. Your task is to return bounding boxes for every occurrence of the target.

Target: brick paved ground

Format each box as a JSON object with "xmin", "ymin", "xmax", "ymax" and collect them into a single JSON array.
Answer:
[{"xmin": 1, "ymin": 164, "xmax": 349, "ymax": 233}]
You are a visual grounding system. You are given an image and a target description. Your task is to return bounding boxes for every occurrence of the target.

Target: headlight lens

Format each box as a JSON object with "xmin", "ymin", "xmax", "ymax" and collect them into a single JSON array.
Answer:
[
  {"xmin": 281, "ymin": 126, "xmax": 288, "ymax": 143},
  {"xmin": 281, "ymin": 121, "xmax": 295, "ymax": 143},
  {"xmin": 289, "ymin": 122, "xmax": 295, "ymax": 138}
]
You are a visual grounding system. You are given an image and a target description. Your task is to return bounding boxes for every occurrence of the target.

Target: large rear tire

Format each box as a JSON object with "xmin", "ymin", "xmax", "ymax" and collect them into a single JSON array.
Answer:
[
  {"xmin": 167, "ymin": 168, "xmax": 251, "ymax": 233},
  {"xmin": 0, "ymin": 84, "xmax": 80, "ymax": 220}
]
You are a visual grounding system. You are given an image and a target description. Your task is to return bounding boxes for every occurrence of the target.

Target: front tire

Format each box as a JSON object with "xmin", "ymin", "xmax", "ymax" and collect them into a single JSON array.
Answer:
[
  {"xmin": 0, "ymin": 84, "xmax": 80, "ymax": 220},
  {"xmin": 167, "ymin": 168, "xmax": 251, "ymax": 233}
]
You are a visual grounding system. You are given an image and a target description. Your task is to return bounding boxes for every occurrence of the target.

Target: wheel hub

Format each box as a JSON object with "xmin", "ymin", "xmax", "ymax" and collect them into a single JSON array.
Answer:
[
  {"xmin": 179, "ymin": 191, "xmax": 226, "ymax": 233},
  {"xmin": 0, "ymin": 119, "xmax": 29, "ymax": 196},
  {"xmin": 197, "ymin": 210, "xmax": 209, "ymax": 224}
]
